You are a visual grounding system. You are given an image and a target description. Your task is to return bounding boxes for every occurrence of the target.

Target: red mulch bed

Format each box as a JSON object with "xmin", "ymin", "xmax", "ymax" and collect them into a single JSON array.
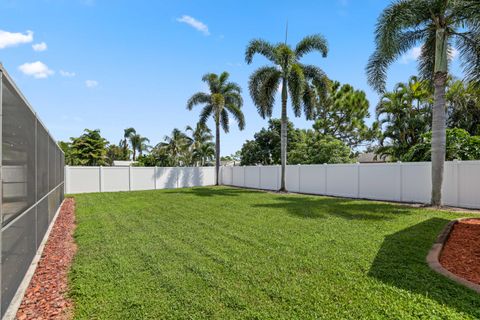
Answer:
[
  {"xmin": 16, "ymin": 198, "xmax": 77, "ymax": 320},
  {"xmin": 440, "ymin": 218, "xmax": 480, "ymax": 286}
]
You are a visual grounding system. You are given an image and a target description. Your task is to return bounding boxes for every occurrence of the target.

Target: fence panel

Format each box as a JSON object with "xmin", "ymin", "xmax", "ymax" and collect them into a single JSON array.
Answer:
[
  {"xmin": 221, "ymin": 166, "xmax": 233, "ymax": 185},
  {"xmin": 220, "ymin": 161, "xmax": 480, "ymax": 209},
  {"xmin": 359, "ymin": 163, "xmax": 401, "ymax": 201},
  {"xmin": 232, "ymin": 167, "xmax": 245, "ymax": 187},
  {"xmin": 260, "ymin": 166, "xmax": 278, "ymax": 190},
  {"xmin": 402, "ymin": 162, "xmax": 430, "ymax": 203},
  {"xmin": 326, "ymin": 164, "xmax": 357, "ymax": 198},
  {"xmin": 286, "ymin": 165, "xmax": 300, "ymax": 192},
  {"xmin": 244, "ymin": 167, "xmax": 260, "ymax": 189},
  {"xmin": 131, "ymin": 167, "xmax": 155, "ymax": 191},
  {"xmin": 457, "ymin": 161, "xmax": 480, "ymax": 208},
  {"xmin": 65, "ymin": 166, "xmax": 216, "ymax": 194}
]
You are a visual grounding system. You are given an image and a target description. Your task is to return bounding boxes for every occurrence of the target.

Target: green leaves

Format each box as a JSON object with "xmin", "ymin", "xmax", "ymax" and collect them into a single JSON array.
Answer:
[
  {"xmin": 187, "ymin": 72, "xmax": 245, "ymax": 133},
  {"xmin": 248, "ymin": 66, "xmax": 281, "ymax": 119},
  {"xmin": 367, "ymin": 0, "xmax": 480, "ymax": 92},
  {"xmin": 294, "ymin": 34, "xmax": 328, "ymax": 59}
]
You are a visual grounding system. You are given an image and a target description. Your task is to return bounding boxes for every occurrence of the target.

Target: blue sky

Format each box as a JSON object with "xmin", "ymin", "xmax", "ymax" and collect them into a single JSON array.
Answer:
[{"xmin": 0, "ymin": 0, "xmax": 463, "ymax": 156}]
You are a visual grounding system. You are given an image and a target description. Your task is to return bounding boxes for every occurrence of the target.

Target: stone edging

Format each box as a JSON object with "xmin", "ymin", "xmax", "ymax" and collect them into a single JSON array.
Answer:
[{"xmin": 426, "ymin": 218, "xmax": 480, "ymax": 293}]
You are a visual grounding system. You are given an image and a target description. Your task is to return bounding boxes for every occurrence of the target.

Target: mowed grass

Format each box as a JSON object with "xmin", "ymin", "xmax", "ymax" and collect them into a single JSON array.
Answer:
[{"xmin": 69, "ymin": 187, "xmax": 480, "ymax": 319}]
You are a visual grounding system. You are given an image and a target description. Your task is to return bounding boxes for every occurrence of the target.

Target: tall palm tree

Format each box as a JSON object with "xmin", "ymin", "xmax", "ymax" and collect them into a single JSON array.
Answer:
[
  {"xmin": 366, "ymin": 0, "xmax": 480, "ymax": 206},
  {"xmin": 187, "ymin": 72, "xmax": 245, "ymax": 185},
  {"xmin": 129, "ymin": 133, "xmax": 150, "ymax": 161},
  {"xmin": 157, "ymin": 128, "xmax": 191, "ymax": 166},
  {"xmin": 245, "ymin": 34, "xmax": 330, "ymax": 191},
  {"xmin": 186, "ymin": 124, "xmax": 215, "ymax": 166},
  {"xmin": 122, "ymin": 127, "xmax": 136, "ymax": 160}
]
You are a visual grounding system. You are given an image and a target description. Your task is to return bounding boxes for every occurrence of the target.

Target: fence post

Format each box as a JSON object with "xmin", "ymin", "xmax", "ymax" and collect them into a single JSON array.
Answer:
[
  {"xmin": 258, "ymin": 166, "xmax": 262, "ymax": 189},
  {"xmin": 65, "ymin": 165, "xmax": 69, "ymax": 194},
  {"xmin": 99, "ymin": 166, "xmax": 103, "ymax": 192},
  {"xmin": 398, "ymin": 161, "xmax": 403, "ymax": 202},
  {"xmin": 298, "ymin": 164, "xmax": 301, "ymax": 193},
  {"xmin": 243, "ymin": 166, "xmax": 246, "ymax": 187},
  {"xmin": 128, "ymin": 165, "xmax": 132, "ymax": 191},
  {"xmin": 356, "ymin": 162, "xmax": 360, "ymax": 198},
  {"xmin": 454, "ymin": 159, "xmax": 460, "ymax": 207},
  {"xmin": 324, "ymin": 163, "xmax": 328, "ymax": 195},
  {"xmin": 154, "ymin": 166, "xmax": 157, "ymax": 190}
]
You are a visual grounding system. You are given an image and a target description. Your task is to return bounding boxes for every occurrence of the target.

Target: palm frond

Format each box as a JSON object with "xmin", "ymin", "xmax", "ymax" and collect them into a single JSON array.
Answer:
[
  {"xmin": 295, "ymin": 34, "xmax": 328, "ymax": 59},
  {"xmin": 199, "ymin": 104, "xmax": 214, "ymax": 126},
  {"xmin": 288, "ymin": 63, "xmax": 305, "ymax": 117},
  {"xmin": 224, "ymin": 104, "xmax": 245, "ymax": 130},
  {"xmin": 220, "ymin": 109, "xmax": 230, "ymax": 133},
  {"xmin": 187, "ymin": 92, "xmax": 211, "ymax": 110},
  {"xmin": 245, "ymin": 39, "xmax": 277, "ymax": 64},
  {"xmin": 248, "ymin": 66, "xmax": 281, "ymax": 118}
]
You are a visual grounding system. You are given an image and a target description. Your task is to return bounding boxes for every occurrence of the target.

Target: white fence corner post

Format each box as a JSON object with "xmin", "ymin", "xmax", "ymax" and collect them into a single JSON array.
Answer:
[
  {"xmin": 99, "ymin": 166, "xmax": 103, "ymax": 192},
  {"xmin": 243, "ymin": 166, "xmax": 246, "ymax": 187},
  {"xmin": 397, "ymin": 161, "xmax": 403, "ymax": 202}
]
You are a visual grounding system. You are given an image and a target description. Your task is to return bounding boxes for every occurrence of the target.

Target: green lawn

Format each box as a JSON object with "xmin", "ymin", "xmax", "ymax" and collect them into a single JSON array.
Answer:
[{"xmin": 69, "ymin": 187, "xmax": 480, "ymax": 319}]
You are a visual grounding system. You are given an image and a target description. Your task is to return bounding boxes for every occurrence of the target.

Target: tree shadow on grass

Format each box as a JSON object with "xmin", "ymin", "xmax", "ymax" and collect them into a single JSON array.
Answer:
[
  {"xmin": 164, "ymin": 186, "xmax": 261, "ymax": 198},
  {"xmin": 369, "ymin": 218, "xmax": 480, "ymax": 318},
  {"xmin": 252, "ymin": 195, "xmax": 413, "ymax": 220}
]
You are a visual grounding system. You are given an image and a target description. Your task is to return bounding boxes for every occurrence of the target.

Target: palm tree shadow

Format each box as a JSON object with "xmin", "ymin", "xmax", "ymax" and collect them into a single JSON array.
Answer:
[
  {"xmin": 164, "ymin": 186, "xmax": 261, "ymax": 197},
  {"xmin": 369, "ymin": 218, "xmax": 480, "ymax": 318},
  {"xmin": 252, "ymin": 195, "xmax": 413, "ymax": 220}
]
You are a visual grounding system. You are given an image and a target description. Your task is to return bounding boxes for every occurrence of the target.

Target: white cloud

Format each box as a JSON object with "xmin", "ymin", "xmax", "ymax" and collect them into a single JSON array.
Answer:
[
  {"xmin": 18, "ymin": 61, "xmax": 54, "ymax": 79},
  {"xmin": 177, "ymin": 15, "xmax": 210, "ymax": 35},
  {"xmin": 85, "ymin": 80, "xmax": 98, "ymax": 88},
  {"xmin": 32, "ymin": 42, "xmax": 47, "ymax": 51},
  {"xmin": 0, "ymin": 30, "xmax": 33, "ymax": 49},
  {"xmin": 400, "ymin": 46, "xmax": 422, "ymax": 64},
  {"xmin": 60, "ymin": 70, "xmax": 76, "ymax": 77}
]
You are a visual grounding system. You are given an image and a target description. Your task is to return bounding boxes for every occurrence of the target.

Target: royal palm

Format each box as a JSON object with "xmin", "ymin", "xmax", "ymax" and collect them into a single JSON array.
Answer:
[
  {"xmin": 367, "ymin": 0, "xmax": 480, "ymax": 206},
  {"xmin": 245, "ymin": 34, "xmax": 329, "ymax": 191},
  {"xmin": 187, "ymin": 72, "xmax": 245, "ymax": 184}
]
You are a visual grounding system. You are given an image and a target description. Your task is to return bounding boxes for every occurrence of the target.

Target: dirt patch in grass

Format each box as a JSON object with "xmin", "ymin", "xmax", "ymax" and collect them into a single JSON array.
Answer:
[
  {"xmin": 440, "ymin": 219, "xmax": 480, "ymax": 285},
  {"xmin": 16, "ymin": 198, "xmax": 77, "ymax": 320}
]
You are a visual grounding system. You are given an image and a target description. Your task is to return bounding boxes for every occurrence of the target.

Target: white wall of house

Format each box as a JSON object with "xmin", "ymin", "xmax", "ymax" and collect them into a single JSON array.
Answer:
[{"xmin": 219, "ymin": 161, "xmax": 480, "ymax": 209}]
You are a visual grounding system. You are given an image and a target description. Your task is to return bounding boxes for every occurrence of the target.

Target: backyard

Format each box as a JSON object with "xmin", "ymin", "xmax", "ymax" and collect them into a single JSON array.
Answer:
[{"xmin": 68, "ymin": 187, "xmax": 480, "ymax": 319}]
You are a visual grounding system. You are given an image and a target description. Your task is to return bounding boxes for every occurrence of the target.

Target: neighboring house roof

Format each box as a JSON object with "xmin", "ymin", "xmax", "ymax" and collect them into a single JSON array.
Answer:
[{"xmin": 113, "ymin": 160, "xmax": 136, "ymax": 166}]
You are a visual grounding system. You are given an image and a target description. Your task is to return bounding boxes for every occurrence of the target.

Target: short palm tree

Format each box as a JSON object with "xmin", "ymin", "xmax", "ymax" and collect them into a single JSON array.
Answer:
[
  {"xmin": 121, "ymin": 127, "xmax": 136, "ymax": 160},
  {"xmin": 366, "ymin": 0, "xmax": 480, "ymax": 206},
  {"xmin": 245, "ymin": 34, "xmax": 330, "ymax": 191},
  {"xmin": 187, "ymin": 72, "xmax": 245, "ymax": 184},
  {"xmin": 186, "ymin": 124, "xmax": 215, "ymax": 166},
  {"xmin": 157, "ymin": 128, "xmax": 191, "ymax": 166},
  {"xmin": 129, "ymin": 133, "xmax": 150, "ymax": 161}
]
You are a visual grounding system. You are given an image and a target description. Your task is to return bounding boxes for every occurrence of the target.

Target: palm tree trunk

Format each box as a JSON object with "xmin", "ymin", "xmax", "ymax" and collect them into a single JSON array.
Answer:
[
  {"xmin": 133, "ymin": 149, "xmax": 136, "ymax": 161},
  {"xmin": 280, "ymin": 77, "xmax": 288, "ymax": 192},
  {"xmin": 431, "ymin": 27, "xmax": 448, "ymax": 206},
  {"xmin": 215, "ymin": 121, "xmax": 220, "ymax": 185}
]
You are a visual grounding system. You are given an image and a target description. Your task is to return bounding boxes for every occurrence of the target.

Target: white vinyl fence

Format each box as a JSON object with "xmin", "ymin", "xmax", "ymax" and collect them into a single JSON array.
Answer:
[
  {"xmin": 219, "ymin": 161, "xmax": 480, "ymax": 209},
  {"xmin": 65, "ymin": 166, "xmax": 215, "ymax": 194}
]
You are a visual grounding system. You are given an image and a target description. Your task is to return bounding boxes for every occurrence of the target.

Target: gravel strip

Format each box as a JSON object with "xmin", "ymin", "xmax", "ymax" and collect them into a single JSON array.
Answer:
[{"xmin": 16, "ymin": 198, "xmax": 77, "ymax": 320}]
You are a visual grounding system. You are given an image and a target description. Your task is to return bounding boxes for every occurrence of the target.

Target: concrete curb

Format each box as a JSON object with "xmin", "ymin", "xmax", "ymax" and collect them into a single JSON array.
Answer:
[{"xmin": 426, "ymin": 218, "xmax": 480, "ymax": 294}]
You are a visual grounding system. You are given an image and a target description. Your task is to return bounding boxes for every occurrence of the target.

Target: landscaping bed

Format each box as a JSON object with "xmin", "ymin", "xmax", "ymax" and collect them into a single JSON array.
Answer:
[
  {"xmin": 16, "ymin": 198, "xmax": 76, "ymax": 320},
  {"xmin": 440, "ymin": 219, "xmax": 480, "ymax": 286}
]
